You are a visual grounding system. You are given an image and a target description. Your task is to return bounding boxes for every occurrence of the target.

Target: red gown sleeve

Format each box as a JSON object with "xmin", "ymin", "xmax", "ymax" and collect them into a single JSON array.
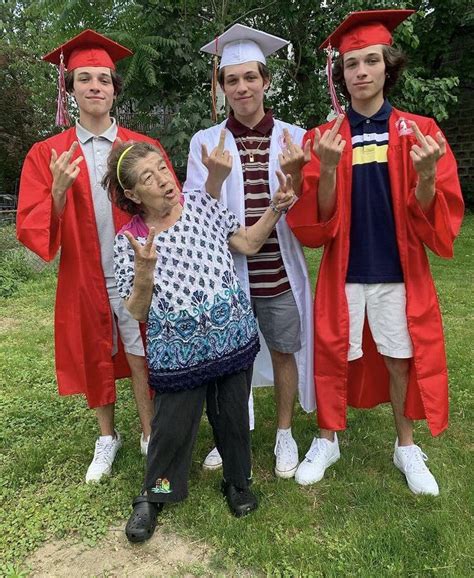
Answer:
[
  {"xmin": 406, "ymin": 120, "xmax": 464, "ymax": 258},
  {"xmin": 286, "ymin": 129, "xmax": 340, "ymax": 248},
  {"xmin": 16, "ymin": 142, "xmax": 62, "ymax": 262}
]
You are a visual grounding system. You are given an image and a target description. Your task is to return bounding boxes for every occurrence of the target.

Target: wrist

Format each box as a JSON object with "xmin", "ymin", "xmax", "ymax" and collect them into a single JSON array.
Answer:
[{"xmin": 269, "ymin": 200, "xmax": 287, "ymax": 215}]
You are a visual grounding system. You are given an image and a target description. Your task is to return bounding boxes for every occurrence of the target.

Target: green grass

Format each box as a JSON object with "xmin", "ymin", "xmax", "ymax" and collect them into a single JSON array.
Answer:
[{"xmin": 1, "ymin": 217, "xmax": 473, "ymax": 576}]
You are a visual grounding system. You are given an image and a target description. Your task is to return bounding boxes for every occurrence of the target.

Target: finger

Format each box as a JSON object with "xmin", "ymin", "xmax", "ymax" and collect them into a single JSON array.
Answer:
[
  {"xmin": 124, "ymin": 231, "xmax": 140, "ymax": 252},
  {"xmin": 411, "ymin": 144, "xmax": 423, "ymax": 157},
  {"xmin": 275, "ymin": 170, "xmax": 286, "ymax": 191},
  {"xmin": 144, "ymin": 227, "xmax": 156, "ymax": 253},
  {"xmin": 70, "ymin": 155, "xmax": 84, "ymax": 169},
  {"xmin": 329, "ymin": 114, "xmax": 345, "ymax": 140},
  {"xmin": 65, "ymin": 141, "xmax": 79, "ymax": 163},
  {"xmin": 337, "ymin": 139, "xmax": 347, "ymax": 153},
  {"xmin": 409, "ymin": 121, "xmax": 429, "ymax": 149},
  {"xmin": 285, "ymin": 173, "xmax": 293, "ymax": 192},
  {"xmin": 217, "ymin": 129, "xmax": 226, "ymax": 154},
  {"xmin": 201, "ymin": 143, "xmax": 209, "ymax": 164},
  {"xmin": 283, "ymin": 128, "xmax": 293, "ymax": 146},
  {"xmin": 278, "ymin": 152, "xmax": 285, "ymax": 166},
  {"xmin": 313, "ymin": 128, "xmax": 321, "ymax": 153},
  {"xmin": 115, "ymin": 136, "xmax": 123, "ymax": 146},
  {"xmin": 50, "ymin": 148, "xmax": 58, "ymax": 166},
  {"xmin": 303, "ymin": 139, "xmax": 312, "ymax": 163},
  {"xmin": 436, "ymin": 132, "xmax": 446, "ymax": 157}
]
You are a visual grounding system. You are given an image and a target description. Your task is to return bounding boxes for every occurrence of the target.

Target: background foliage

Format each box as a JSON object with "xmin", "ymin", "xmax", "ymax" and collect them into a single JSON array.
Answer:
[{"xmin": 1, "ymin": 0, "xmax": 471, "ymax": 185}]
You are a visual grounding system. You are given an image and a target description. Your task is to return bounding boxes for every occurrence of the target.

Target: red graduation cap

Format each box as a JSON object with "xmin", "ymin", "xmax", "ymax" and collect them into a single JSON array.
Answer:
[
  {"xmin": 320, "ymin": 10, "xmax": 415, "ymax": 114},
  {"xmin": 43, "ymin": 30, "xmax": 133, "ymax": 127},
  {"xmin": 320, "ymin": 9, "xmax": 415, "ymax": 55}
]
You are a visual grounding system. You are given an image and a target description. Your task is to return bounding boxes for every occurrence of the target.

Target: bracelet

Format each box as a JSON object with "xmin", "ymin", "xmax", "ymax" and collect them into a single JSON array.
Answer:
[{"xmin": 269, "ymin": 201, "xmax": 288, "ymax": 215}]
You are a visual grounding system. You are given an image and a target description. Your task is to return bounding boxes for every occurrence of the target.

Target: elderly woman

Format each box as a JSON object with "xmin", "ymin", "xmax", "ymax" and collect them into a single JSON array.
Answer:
[{"xmin": 103, "ymin": 141, "xmax": 294, "ymax": 542}]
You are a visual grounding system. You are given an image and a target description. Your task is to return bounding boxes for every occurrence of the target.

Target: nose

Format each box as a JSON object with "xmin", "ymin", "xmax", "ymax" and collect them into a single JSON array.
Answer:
[
  {"xmin": 89, "ymin": 78, "xmax": 101, "ymax": 91},
  {"xmin": 356, "ymin": 63, "xmax": 368, "ymax": 78},
  {"xmin": 236, "ymin": 78, "xmax": 248, "ymax": 93}
]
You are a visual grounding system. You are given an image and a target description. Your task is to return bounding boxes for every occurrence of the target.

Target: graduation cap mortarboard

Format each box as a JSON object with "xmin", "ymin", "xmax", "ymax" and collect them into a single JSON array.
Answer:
[
  {"xmin": 320, "ymin": 10, "xmax": 415, "ymax": 115},
  {"xmin": 200, "ymin": 24, "xmax": 288, "ymax": 69},
  {"xmin": 320, "ymin": 9, "xmax": 415, "ymax": 55},
  {"xmin": 42, "ymin": 30, "xmax": 133, "ymax": 128}
]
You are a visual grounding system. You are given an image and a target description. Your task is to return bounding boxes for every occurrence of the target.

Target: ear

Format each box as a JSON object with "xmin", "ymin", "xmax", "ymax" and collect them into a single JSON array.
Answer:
[
  {"xmin": 124, "ymin": 188, "xmax": 141, "ymax": 205},
  {"xmin": 263, "ymin": 77, "xmax": 271, "ymax": 92}
]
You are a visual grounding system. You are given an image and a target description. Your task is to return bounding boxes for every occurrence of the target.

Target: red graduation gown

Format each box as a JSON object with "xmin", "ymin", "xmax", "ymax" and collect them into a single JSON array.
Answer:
[
  {"xmin": 17, "ymin": 126, "xmax": 178, "ymax": 408},
  {"xmin": 287, "ymin": 108, "xmax": 464, "ymax": 436}
]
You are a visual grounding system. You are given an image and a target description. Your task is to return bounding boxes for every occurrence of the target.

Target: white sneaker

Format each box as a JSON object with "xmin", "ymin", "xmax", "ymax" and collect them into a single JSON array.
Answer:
[
  {"xmin": 295, "ymin": 434, "xmax": 340, "ymax": 486},
  {"xmin": 85, "ymin": 431, "xmax": 122, "ymax": 483},
  {"xmin": 203, "ymin": 447, "xmax": 223, "ymax": 470},
  {"xmin": 393, "ymin": 439, "xmax": 439, "ymax": 496},
  {"xmin": 274, "ymin": 431, "xmax": 299, "ymax": 478},
  {"xmin": 140, "ymin": 433, "xmax": 149, "ymax": 456}
]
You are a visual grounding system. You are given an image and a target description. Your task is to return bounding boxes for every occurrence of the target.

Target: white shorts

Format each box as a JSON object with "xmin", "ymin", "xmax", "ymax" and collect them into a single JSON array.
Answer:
[
  {"xmin": 108, "ymin": 287, "xmax": 145, "ymax": 357},
  {"xmin": 345, "ymin": 283, "xmax": 413, "ymax": 361}
]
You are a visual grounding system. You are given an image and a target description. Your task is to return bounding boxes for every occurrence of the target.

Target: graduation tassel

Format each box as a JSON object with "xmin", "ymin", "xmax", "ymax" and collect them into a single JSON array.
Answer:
[
  {"xmin": 210, "ymin": 36, "xmax": 219, "ymax": 122},
  {"xmin": 56, "ymin": 50, "xmax": 71, "ymax": 127},
  {"xmin": 326, "ymin": 44, "xmax": 344, "ymax": 116}
]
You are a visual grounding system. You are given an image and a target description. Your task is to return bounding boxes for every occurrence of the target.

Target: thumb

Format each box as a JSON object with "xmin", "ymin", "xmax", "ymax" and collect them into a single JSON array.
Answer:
[{"xmin": 303, "ymin": 139, "xmax": 312, "ymax": 163}]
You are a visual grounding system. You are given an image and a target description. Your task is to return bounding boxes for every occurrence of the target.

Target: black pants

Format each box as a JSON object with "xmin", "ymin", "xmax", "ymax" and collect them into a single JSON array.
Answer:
[{"xmin": 143, "ymin": 369, "xmax": 251, "ymax": 503}]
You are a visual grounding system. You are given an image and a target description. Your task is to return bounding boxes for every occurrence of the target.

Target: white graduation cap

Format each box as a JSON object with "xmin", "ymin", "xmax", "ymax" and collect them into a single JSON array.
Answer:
[{"xmin": 200, "ymin": 23, "xmax": 288, "ymax": 69}]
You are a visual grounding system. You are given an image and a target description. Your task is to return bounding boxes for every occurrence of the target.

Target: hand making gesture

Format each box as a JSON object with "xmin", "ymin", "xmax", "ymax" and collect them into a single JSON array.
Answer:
[
  {"xmin": 202, "ymin": 129, "xmax": 233, "ymax": 198},
  {"xmin": 50, "ymin": 141, "xmax": 84, "ymax": 198},
  {"xmin": 271, "ymin": 171, "xmax": 296, "ymax": 214},
  {"xmin": 278, "ymin": 128, "xmax": 311, "ymax": 177},
  {"xmin": 409, "ymin": 121, "xmax": 446, "ymax": 179},
  {"xmin": 313, "ymin": 114, "xmax": 346, "ymax": 170},
  {"xmin": 124, "ymin": 227, "xmax": 157, "ymax": 278}
]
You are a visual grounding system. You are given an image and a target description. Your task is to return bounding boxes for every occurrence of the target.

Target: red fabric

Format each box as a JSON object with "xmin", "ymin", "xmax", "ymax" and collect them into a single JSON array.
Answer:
[
  {"xmin": 16, "ymin": 126, "xmax": 179, "ymax": 408},
  {"xmin": 287, "ymin": 108, "xmax": 464, "ymax": 436}
]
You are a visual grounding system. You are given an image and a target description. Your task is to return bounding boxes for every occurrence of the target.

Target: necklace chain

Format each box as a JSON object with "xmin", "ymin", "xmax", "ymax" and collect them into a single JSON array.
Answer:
[{"xmin": 239, "ymin": 135, "xmax": 266, "ymax": 163}]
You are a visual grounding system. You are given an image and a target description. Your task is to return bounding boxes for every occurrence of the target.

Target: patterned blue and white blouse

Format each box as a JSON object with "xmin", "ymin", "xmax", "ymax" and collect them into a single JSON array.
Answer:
[{"xmin": 114, "ymin": 192, "xmax": 259, "ymax": 392}]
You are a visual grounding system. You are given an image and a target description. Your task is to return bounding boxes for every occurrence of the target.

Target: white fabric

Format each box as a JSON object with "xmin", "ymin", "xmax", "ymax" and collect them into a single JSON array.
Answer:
[
  {"xmin": 184, "ymin": 118, "xmax": 315, "ymax": 413},
  {"xmin": 220, "ymin": 39, "xmax": 266, "ymax": 68},
  {"xmin": 345, "ymin": 283, "xmax": 413, "ymax": 361}
]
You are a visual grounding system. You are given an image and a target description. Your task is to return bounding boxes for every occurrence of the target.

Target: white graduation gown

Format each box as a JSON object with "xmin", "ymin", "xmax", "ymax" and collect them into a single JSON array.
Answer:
[{"xmin": 184, "ymin": 118, "xmax": 315, "ymax": 415}]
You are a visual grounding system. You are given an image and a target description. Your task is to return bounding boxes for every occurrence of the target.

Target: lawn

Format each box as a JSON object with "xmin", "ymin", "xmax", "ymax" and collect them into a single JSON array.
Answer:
[{"xmin": 0, "ymin": 217, "xmax": 473, "ymax": 577}]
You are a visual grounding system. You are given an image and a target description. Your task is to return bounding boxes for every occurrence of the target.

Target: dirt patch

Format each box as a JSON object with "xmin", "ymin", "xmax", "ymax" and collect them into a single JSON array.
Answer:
[
  {"xmin": 26, "ymin": 524, "xmax": 215, "ymax": 577},
  {"xmin": 0, "ymin": 317, "xmax": 20, "ymax": 333}
]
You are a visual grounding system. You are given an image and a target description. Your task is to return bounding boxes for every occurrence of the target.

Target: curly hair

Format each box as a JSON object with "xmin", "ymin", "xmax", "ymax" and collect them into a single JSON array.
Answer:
[
  {"xmin": 332, "ymin": 45, "xmax": 407, "ymax": 100},
  {"xmin": 65, "ymin": 68, "xmax": 123, "ymax": 96},
  {"xmin": 102, "ymin": 141, "xmax": 162, "ymax": 215}
]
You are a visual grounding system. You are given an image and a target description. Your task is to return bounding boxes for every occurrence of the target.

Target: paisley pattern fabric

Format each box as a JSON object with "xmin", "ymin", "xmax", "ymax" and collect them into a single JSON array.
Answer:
[{"xmin": 114, "ymin": 192, "xmax": 259, "ymax": 392}]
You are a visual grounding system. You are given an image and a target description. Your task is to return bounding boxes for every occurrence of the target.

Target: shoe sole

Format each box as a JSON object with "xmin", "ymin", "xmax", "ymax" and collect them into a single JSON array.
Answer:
[
  {"xmin": 202, "ymin": 461, "xmax": 223, "ymax": 471},
  {"xmin": 274, "ymin": 463, "xmax": 298, "ymax": 479},
  {"xmin": 393, "ymin": 457, "xmax": 440, "ymax": 496},
  {"xmin": 295, "ymin": 454, "xmax": 340, "ymax": 486}
]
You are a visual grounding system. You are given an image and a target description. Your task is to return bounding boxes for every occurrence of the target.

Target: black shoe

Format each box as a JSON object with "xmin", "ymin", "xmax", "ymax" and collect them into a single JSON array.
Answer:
[
  {"xmin": 221, "ymin": 481, "xmax": 258, "ymax": 517},
  {"xmin": 125, "ymin": 496, "xmax": 163, "ymax": 543}
]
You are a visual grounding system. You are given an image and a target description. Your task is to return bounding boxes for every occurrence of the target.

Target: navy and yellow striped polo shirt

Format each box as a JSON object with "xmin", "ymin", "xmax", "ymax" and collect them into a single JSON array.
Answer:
[{"xmin": 346, "ymin": 100, "xmax": 403, "ymax": 283}]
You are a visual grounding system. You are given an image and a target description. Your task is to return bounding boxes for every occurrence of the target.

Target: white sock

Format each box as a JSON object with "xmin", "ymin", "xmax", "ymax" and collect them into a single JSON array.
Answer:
[{"xmin": 99, "ymin": 435, "xmax": 114, "ymax": 443}]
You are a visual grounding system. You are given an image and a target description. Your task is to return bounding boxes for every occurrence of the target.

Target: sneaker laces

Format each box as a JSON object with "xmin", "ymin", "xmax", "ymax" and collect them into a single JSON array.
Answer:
[
  {"xmin": 92, "ymin": 439, "xmax": 116, "ymax": 466},
  {"xmin": 274, "ymin": 432, "xmax": 294, "ymax": 457},
  {"xmin": 399, "ymin": 445, "xmax": 429, "ymax": 474},
  {"xmin": 305, "ymin": 438, "xmax": 331, "ymax": 463}
]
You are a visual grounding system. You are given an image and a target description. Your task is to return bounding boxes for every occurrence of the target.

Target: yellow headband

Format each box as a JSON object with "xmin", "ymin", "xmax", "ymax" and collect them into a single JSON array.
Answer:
[{"xmin": 116, "ymin": 144, "xmax": 135, "ymax": 190}]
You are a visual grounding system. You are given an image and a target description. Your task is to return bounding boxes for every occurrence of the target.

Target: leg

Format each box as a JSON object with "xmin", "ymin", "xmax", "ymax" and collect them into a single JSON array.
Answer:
[
  {"xmin": 86, "ymin": 403, "xmax": 122, "ymax": 483},
  {"xmin": 126, "ymin": 352, "xmax": 153, "ymax": 439},
  {"xmin": 270, "ymin": 350, "xmax": 298, "ymax": 429},
  {"xmin": 383, "ymin": 356, "xmax": 413, "ymax": 446}
]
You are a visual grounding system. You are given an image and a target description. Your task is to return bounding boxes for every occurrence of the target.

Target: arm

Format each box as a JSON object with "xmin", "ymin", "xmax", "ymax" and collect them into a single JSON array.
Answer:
[
  {"xmin": 229, "ymin": 172, "xmax": 294, "ymax": 255},
  {"xmin": 16, "ymin": 140, "xmax": 83, "ymax": 261},
  {"xmin": 406, "ymin": 120, "xmax": 464, "ymax": 257},
  {"xmin": 122, "ymin": 229, "xmax": 157, "ymax": 322}
]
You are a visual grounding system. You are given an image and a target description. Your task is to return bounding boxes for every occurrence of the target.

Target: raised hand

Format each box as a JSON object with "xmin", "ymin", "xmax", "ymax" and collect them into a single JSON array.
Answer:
[
  {"xmin": 313, "ymin": 114, "xmax": 346, "ymax": 170},
  {"xmin": 278, "ymin": 128, "xmax": 311, "ymax": 177},
  {"xmin": 202, "ymin": 128, "xmax": 233, "ymax": 186},
  {"xmin": 272, "ymin": 171, "xmax": 296, "ymax": 213},
  {"xmin": 50, "ymin": 142, "xmax": 83, "ymax": 198},
  {"xmin": 124, "ymin": 227, "xmax": 157, "ymax": 277},
  {"xmin": 409, "ymin": 121, "xmax": 446, "ymax": 179}
]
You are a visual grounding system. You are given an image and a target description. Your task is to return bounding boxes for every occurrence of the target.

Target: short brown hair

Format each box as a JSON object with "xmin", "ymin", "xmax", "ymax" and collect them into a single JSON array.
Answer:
[
  {"xmin": 333, "ymin": 45, "xmax": 407, "ymax": 100},
  {"xmin": 218, "ymin": 61, "xmax": 271, "ymax": 88},
  {"xmin": 65, "ymin": 68, "xmax": 123, "ymax": 96},
  {"xmin": 102, "ymin": 141, "xmax": 162, "ymax": 215}
]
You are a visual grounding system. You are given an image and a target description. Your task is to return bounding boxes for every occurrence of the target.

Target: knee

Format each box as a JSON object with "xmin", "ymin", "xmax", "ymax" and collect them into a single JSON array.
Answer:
[{"xmin": 384, "ymin": 356, "xmax": 410, "ymax": 381}]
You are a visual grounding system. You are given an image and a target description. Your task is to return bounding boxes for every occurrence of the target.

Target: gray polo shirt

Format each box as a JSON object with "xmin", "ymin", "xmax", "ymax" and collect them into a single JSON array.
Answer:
[{"xmin": 76, "ymin": 119, "xmax": 117, "ymax": 289}]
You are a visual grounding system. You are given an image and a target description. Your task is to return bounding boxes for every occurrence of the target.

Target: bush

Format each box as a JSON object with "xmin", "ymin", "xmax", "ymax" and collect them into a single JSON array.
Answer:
[{"xmin": 0, "ymin": 248, "xmax": 36, "ymax": 298}]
